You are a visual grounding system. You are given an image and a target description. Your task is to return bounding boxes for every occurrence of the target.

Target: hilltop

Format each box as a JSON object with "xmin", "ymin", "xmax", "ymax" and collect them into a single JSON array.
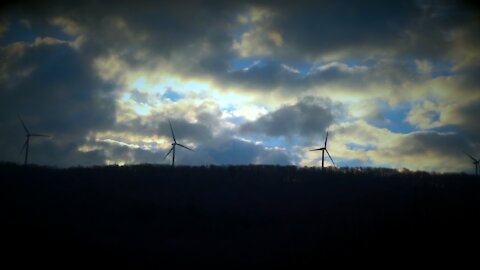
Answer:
[{"xmin": 1, "ymin": 163, "xmax": 478, "ymax": 267}]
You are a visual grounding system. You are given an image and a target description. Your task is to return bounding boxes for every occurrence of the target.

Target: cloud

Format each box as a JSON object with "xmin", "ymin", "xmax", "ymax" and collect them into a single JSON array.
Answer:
[
  {"xmin": 0, "ymin": 33, "xmax": 116, "ymax": 166},
  {"xmin": 90, "ymin": 134, "xmax": 294, "ymax": 167},
  {"xmin": 381, "ymin": 131, "xmax": 474, "ymax": 172},
  {"xmin": 232, "ymin": 7, "xmax": 282, "ymax": 57},
  {"xmin": 0, "ymin": 19, "xmax": 8, "ymax": 37},
  {"xmin": 157, "ymin": 118, "xmax": 214, "ymax": 143},
  {"xmin": 179, "ymin": 137, "xmax": 294, "ymax": 166},
  {"xmin": 406, "ymin": 100, "xmax": 444, "ymax": 129},
  {"xmin": 241, "ymin": 97, "xmax": 336, "ymax": 138},
  {"xmin": 328, "ymin": 120, "xmax": 476, "ymax": 172},
  {"xmin": 256, "ymin": 147, "xmax": 292, "ymax": 165},
  {"xmin": 224, "ymin": 60, "xmax": 302, "ymax": 90},
  {"xmin": 452, "ymin": 99, "xmax": 480, "ymax": 138},
  {"xmin": 392, "ymin": 132, "xmax": 469, "ymax": 157},
  {"xmin": 0, "ymin": 0, "xmax": 479, "ymax": 171}
]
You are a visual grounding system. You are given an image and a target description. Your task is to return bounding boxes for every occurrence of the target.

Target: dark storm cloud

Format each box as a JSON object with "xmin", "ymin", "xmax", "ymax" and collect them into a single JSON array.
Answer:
[
  {"xmin": 33, "ymin": 139, "xmax": 108, "ymax": 167},
  {"xmin": 264, "ymin": 1, "xmax": 417, "ymax": 58},
  {"xmin": 454, "ymin": 100, "xmax": 480, "ymax": 139},
  {"xmin": 260, "ymin": 0, "xmax": 479, "ymax": 60},
  {"xmin": 0, "ymin": 39, "xmax": 116, "ymax": 166},
  {"xmin": 224, "ymin": 0, "xmax": 479, "ymax": 94},
  {"xmin": 0, "ymin": 0, "xmax": 242, "ymax": 71},
  {"xmin": 392, "ymin": 131, "xmax": 471, "ymax": 157},
  {"xmin": 241, "ymin": 98, "xmax": 335, "ymax": 137},
  {"xmin": 3, "ymin": 0, "xmax": 477, "ymax": 88},
  {"xmin": 1, "ymin": 42, "xmax": 115, "ymax": 134}
]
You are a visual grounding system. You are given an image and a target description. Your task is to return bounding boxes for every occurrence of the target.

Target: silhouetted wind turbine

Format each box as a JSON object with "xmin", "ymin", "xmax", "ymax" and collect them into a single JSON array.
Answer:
[
  {"xmin": 464, "ymin": 152, "xmax": 479, "ymax": 176},
  {"xmin": 310, "ymin": 131, "xmax": 336, "ymax": 169},
  {"xmin": 164, "ymin": 120, "xmax": 194, "ymax": 167},
  {"xmin": 19, "ymin": 115, "xmax": 49, "ymax": 166}
]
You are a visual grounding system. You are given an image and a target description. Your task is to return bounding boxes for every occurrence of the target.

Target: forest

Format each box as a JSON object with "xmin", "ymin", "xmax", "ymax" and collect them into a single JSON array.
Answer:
[{"xmin": 1, "ymin": 163, "xmax": 478, "ymax": 267}]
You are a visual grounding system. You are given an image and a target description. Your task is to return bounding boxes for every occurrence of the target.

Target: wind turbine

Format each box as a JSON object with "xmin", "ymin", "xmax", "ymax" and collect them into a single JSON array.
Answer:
[
  {"xmin": 19, "ymin": 115, "xmax": 49, "ymax": 166},
  {"xmin": 464, "ymin": 152, "xmax": 479, "ymax": 176},
  {"xmin": 310, "ymin": 131, "xmax": 336, "ymax": 169},
  {"xmin": 164, "ymin": 120, "xmax": 194, "ymax": 167}
]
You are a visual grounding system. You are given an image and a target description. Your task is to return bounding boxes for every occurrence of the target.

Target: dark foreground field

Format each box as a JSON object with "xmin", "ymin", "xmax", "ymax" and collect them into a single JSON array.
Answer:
[{"xmin": 1, "ymin": 163, "xmax": 478, "ymax": 267}]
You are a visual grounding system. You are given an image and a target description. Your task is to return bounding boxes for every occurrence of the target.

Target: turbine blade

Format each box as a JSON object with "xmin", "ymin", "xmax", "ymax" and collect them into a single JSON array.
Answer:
[
  {"xmin": 309, "ymin": 148, "xmax": 322, "ymax": 151},
  {"xmin": 324, "ymin": 132, "xmax": 329, "ymax": 147},
  {"xmin": 464, "ymin": 152, "xmax": 478, "ymax": 162},
  {"xmin": 19, "ymin": 140, "xmax": 27, "ymax": 156},
  {"xmin": 177, "ymin": 143, "xmax": 194, "ymax": 151},
  {"xmin": 18, "ymin": 115, "xmax": 30, "ymax": 134},
  {"xmin": 325, "ymin": 149, "xmax": 336, "ymax": 167},
  {"xmin": 164, "ymin": 147, "xmax": 174, "ymax": 160},
  {"xmin": 168, "ymin": 119, "xmax": 176, "ymax": 143}
]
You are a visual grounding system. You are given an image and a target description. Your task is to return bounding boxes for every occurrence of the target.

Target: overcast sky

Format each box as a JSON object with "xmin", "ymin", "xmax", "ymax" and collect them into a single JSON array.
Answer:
[{"xmin": 1, "ymin": 0, "xmax": 479, "ymax": 172}]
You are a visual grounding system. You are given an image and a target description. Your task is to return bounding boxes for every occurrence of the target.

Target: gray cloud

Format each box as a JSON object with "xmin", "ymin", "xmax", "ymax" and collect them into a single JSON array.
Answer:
[
  {"xmin": 1, "ymin": 0, "xmax": 479, "ymax": 170},
  {"xmin": 224, "ymin": 60, "xmax": 301, "ymax": 90},
  {"xmin": 0, "ymin": 36, "xmax": 116, "ymax": 166},
  {"xmin": 0, "ymin": 0, "xmax": 241, "ymax": 71},
  {"xmin": 241, "ymin": 98, "xmax": 335, "ymax": 138},
  {"xmin": 385, "ymin": 130, "xmax": 478, "ymax": 172},
  {"xmin": 254, "ymin": 1, "xmax": 479, "ymax": 61},
  {"xmin": 158, "ymin": 118, "xmax": 214, "ymax": 143},
  {"xmin": 393, "ymin": 131, "xmax": 471, "ymax": 157},
  {"xmin": 2, "ymin": 0, "xmax": 477, "ymax": 92},
  {"xmin": 454, "ymin": 99, "xmax": 480, "ymax": 139},
  {"xmin": 91, "ymin": 136, "xmax": 294, "ymax": 166},
  {"xmin": 179, "ymin": 137, "xmax": 293, "ymax": 166},
  {"xmin": 113, "ymin": 109, "xmax": 222, "ymax": 144},
  {"xmin": 219, "ymin": 58, "xmax": 425, "ymax": 96},
  {"xmin": 256, "ymin": 148, "xmax": 293, "ymax": 165}
]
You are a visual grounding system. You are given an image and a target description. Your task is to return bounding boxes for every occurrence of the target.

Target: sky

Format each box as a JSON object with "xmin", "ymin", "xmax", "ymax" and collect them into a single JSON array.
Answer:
[{"xmin": 0, "ymin": 0, "xmax": 479, "ymax": 172}]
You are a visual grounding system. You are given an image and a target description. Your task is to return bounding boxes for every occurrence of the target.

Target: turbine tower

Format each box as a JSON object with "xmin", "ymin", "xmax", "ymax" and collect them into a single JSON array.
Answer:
[
  {"xmin": 19, "ymin": 115, "xmax": 49, "ymax": 166},
  {"xmin": 310, "ymin": 131, "xmax": 336, "ymax": 169},
  {"xmin": 164, "ymin": 120, "xmax": 194, "ymax": 167},
  {"xmin": 464, "ymin": 152, "xmax": 479, "ymax": 176}
]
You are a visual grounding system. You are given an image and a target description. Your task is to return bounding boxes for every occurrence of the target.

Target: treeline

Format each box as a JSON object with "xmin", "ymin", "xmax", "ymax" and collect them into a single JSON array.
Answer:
[{"xmin": 0, "ymin": 163, "xmax": 478, "ymax": 267}]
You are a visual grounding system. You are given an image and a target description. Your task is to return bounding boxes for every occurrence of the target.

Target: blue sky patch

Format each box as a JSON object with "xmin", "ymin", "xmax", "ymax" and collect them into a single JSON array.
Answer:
[
  {"xmin": 162, "ymin": 89, "xmax": 183, "ymax": 101},
  {"xmin": 346, "ymin": 143, "xmax": 377, "ymax": 151},
  {"xmin": 368, "ymin": 101, "xmax": 417, "ymax": 134}
]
